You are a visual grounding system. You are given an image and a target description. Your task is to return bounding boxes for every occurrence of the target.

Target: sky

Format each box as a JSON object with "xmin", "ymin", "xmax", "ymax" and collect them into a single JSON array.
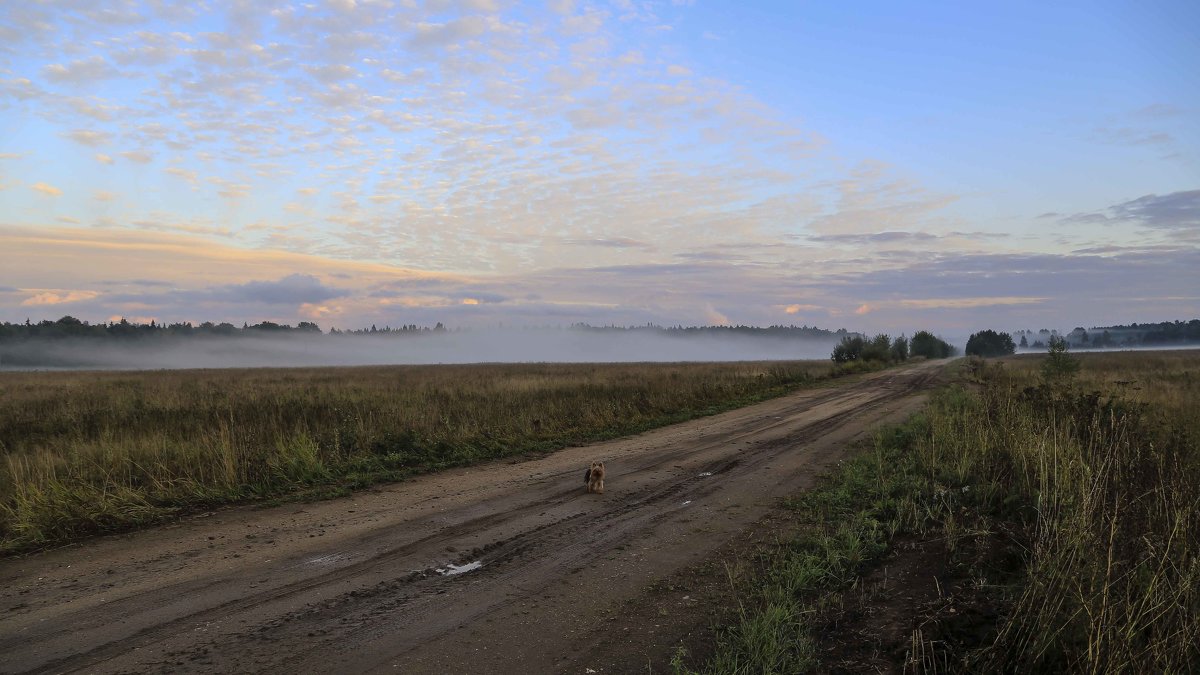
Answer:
[{"xmin": 1, "ymin": 0, "xmax": 1198, "ymax": 337}]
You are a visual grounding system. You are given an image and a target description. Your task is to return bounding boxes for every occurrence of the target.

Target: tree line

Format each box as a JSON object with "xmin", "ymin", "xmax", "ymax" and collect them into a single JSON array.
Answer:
[
  {"xmin": 0, "ymin": 316, "xmax": 446, "ymax": 342},
  {"xmin": 0, "ymin": 316, "xmax": 849, "ymax": 343},
  {"xmin": 830, "ymin": 330, "xmax": 957, "ymax": 364},
  {"xmin": 1014, "ymin": 319, "xmax": 1200, "ymax": 349}
]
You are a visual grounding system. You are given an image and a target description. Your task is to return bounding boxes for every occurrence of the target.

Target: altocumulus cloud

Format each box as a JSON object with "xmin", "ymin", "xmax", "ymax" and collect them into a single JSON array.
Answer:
[
  {"xmin": 31, "ymin": 182, "xmax": 62, "ymax": 196},
  {"xmin": 178, "ymin": 274, "xmax": 349, "ymax": 306}
]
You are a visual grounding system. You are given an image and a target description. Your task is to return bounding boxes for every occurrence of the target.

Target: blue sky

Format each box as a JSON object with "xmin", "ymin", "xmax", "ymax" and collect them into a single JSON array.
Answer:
[{"xmin": 1, "ymin": 0, "xmax": 1197, "ymax": 336}]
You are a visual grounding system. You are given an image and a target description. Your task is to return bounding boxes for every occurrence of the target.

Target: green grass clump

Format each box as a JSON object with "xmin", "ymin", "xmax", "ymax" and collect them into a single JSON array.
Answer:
[
  {"xmin": 690, "ymin": 350, "xmax": 1200, "ymax": 674},
  {"xmin": 0, "ymin": 360, "xmax": 877, "ymax": 553}
]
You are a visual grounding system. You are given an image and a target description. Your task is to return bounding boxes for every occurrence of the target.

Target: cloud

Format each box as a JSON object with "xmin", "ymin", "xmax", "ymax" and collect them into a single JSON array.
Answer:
[
  {"xmin": 64, "ymin": 130, "xmax": 114, "ymax": 147},
  {"xmin": 42, "ymin": 56, "xmax": 120, "ymax": 83},
  {"xmin": 21, "ymin": 290, "xmax": 100, "ymax": 306},
  {"xmin": 31, "ymin": 182, "xmax": 62, "ymax": 196},
  {"xmin": 406, "ymin": 16, "xmax": 490, "ymax": 50},
  {"xmin": 299, "ymin": 302, "xmax": 344, "ymax": 319},
  {"xmin": 1108, "ymin": 190, "xmax": 1200, "ymax": 231},
  {"xmin": 120, "ymin": 150, "xmax": 154, "ymax": 164},
  {"xmin": 806, "ymin": 231, "xmax": 939, "ymax": 245},
  {"xmin": 897, "ymin": 297, "xmax": 1047, "ymax": 309},
  {"xmin": 704, "ymin": 303, "xmax": 730, "ymax": 326},
  {"xmin": 204, "ymin": 274, "xmax": 349, "ymax": 305},
  {"xmin": 6, "ymin": 3, "xmax": 1189, "ymax": 336},
  {"xmin": 1132, "ymin": 103, "xmax": 1184, "ymax": 118},
  {"xmin": 1059, "ymin": 189, "xmax": 1200, "ymax": 233},
  {"xmin": 1091, "ymin": 127, "xmax": 1174, "ymax": 147},
  {"xmin": 562, "ymin": 10, "xmax": 606, "ymax": 34},
  {"xmin": 806, "ymin": 162, "xmax": 958, "ymax": 236},
  {"xmin": 565, "ymin": 237, "xmax": 655, "ymax": 250}
]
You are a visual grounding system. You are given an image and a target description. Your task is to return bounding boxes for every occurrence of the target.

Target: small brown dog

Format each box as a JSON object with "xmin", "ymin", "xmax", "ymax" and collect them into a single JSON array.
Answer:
[{"xmin": 584, "ymin": 461, "xmax": 606, "ymax": 494}]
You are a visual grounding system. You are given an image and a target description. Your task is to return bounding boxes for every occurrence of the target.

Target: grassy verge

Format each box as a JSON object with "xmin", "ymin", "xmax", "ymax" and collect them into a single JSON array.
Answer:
[
  {"xmin": 0, "ymin": 359, "xmax": 887, "ymax": 554},
  {"xmin": 687, "ymin": 350, "xmax": 1200, "ymax": 674}
]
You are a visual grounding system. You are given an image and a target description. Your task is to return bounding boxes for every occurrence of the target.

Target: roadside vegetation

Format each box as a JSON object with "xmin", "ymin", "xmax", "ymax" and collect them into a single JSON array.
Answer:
[
  {"xmin": 687, "ymin": 348, "xmax": 1200, "ymax": 673},
  {"xmin": 1, "ymin": 359, "xmax": 886, "ymax": 553}
]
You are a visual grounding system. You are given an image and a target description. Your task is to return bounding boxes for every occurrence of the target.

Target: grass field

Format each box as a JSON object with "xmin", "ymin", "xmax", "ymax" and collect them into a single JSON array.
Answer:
[
  {"xmin": 0, "ymin": 359, "xmax": 874, "ymax": 553},
  {"xmin": 690, "ymin": 349, "xmax": 1200, "ymax": 673}
]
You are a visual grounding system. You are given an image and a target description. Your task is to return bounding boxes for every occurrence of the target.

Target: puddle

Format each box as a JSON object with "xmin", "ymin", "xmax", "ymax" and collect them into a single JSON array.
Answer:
[
  {"xmin": 303, "ymin": 552, "xmax": 352, "ymax": 567},
  {"xmin": 697, "ymin": 472, "xmax": 713, "ymax": 477},
  {"xmin": 436, "ymin": 560, "xmax": 483, "ymax": 576}
]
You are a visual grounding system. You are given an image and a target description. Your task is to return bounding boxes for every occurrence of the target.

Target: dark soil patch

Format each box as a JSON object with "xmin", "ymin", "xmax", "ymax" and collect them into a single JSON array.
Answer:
[{"xmin": 815, "ymin": 534, "xmax": 1015, "ymax": 674}]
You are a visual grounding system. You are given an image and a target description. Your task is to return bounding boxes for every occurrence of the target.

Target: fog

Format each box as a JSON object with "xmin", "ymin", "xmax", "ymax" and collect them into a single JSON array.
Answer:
[{"xmin": 0, "ymin": 329, "xmax": 846, "ymax": 371}]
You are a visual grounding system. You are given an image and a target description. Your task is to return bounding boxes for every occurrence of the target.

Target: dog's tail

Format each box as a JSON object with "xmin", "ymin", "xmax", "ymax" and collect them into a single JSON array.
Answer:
[{"xmin": 583, "ymin": 468, "xmax": 591, "ymax": 483}]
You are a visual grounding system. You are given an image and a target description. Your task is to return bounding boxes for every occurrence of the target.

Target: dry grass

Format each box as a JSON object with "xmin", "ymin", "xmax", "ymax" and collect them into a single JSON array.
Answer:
[
  {"xmin": 689, "ymin": 349, "xmax": 1199, "ymax": 674},
  {"xmin": 974, "ymin": 350, "xmax": 1200, "ymax": 672},
  {"xmin": 0, "ymin": 360, "xmax": 845, "ymax": 552}
]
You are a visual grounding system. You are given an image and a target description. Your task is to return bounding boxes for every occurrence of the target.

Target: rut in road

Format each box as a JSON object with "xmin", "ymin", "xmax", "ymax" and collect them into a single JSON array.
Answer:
[{"xmin": 0, "ymin": 362, "xmax": 944, "ymax": 674}]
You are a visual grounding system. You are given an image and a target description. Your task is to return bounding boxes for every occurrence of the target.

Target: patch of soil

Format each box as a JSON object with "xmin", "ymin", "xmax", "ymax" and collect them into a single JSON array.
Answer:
[
  {"xmin": 815, "ymin": 534, "xmax": 1015, "ymax": 674},
  {"xmin": 569, "ymin": 509, "xmax": 806, "ymax": 673}
]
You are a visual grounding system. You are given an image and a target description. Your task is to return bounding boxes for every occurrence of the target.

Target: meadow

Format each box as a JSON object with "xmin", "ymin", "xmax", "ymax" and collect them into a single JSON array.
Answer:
[
  {"xmin": 691, "ymin": 349, "xmax": 1200, "ymax": 673},
  {"xmin": 0, "ymin": 360, "xmax": 857, "ymax": 553}
]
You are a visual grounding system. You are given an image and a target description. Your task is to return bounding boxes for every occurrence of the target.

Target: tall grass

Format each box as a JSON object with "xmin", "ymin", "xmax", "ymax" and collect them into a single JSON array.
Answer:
[
  {"xmin": 0, "ymin": 361, "xmax": 848, "ymax": 552},
  {"xmin": 692, "ymin": 350, "xmax": 1200, "ymax": 673},
  {"xmin": 976, "ymin": 352, "xmax": 1200, "ymax": 672}
]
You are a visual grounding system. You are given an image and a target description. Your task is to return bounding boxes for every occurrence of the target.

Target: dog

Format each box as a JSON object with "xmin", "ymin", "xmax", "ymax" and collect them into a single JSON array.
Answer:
[{"xmin": 584, "ymin": 461, "xmax": 606, "ymax": 494}]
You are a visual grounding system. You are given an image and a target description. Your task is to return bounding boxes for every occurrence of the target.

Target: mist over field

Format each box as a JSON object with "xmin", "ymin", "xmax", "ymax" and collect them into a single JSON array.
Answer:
[{"xmin": 0, "ymin": 329, "xmax": 846, "ymax": 371}]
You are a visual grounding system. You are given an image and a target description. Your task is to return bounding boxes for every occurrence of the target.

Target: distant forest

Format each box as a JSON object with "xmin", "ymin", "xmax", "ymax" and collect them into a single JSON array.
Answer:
[
  {"xmin": 1014, "ymin": 319, "xmax": 1200, "ymax": 349},
  {"xmin": 0, "ymin": 316, "xmax": 850, "ymax": 342}
]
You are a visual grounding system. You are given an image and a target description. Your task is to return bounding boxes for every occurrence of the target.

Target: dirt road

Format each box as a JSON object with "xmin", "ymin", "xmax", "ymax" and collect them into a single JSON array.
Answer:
[{"xmin": 0, "ymin": 361, "xmax": 945, "ymax": 674}]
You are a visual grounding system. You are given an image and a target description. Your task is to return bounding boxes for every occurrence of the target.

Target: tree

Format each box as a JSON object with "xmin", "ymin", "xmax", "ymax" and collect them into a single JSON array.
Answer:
[
  {"xmin": 831, "ymin": 335, "xmax": 864, "ymax": 363},
  {"xmin": 965, "ymin": 330, "xmax": 1016, "ymax": 357},
  {"xmin": 862, "ymin": 334, "xmax": 892, "ymax": 362},
  {"xmin": 910, "ymin": 331, "xmax": 956, "ymax": 359},
  {"xmin": 1041, "ymin": 335, "xmax": 1080, "ymax": 382},
  {"xmin": 890, "ymin": 335, "xmax": 909, "ymax": 361},
  {"xmin": 1019, "ymin": 334, "xmax": 1028, "ymax": 349}
]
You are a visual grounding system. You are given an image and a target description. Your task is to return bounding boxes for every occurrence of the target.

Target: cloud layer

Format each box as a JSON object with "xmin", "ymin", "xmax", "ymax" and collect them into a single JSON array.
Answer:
[{"xmin": 0, "ymin": 1, "xmax": 1196, "ymax": 337}]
